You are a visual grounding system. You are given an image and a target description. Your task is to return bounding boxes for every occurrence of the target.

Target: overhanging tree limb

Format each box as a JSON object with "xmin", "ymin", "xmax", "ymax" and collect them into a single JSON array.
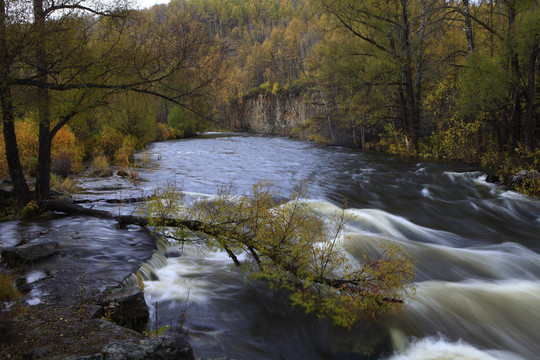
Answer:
[{"xmin": 42, "ymin": 197, "xmax": 411, "ymax": 307}]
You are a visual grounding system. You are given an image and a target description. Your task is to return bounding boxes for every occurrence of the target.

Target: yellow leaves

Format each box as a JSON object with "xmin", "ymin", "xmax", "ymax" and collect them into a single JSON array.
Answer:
[
  {"xmin": 52, "ymin": 125, "xmax": 84, "ymax": 175},
  {"xmin": 0, "ymin": 117, "xmax": 83, "ymax": 178},
  {"xmin": 144, "ymin": 181, "xmax": 187, "ymax": 237},
  {"xmin": 147, "ymin": 180, "xmax": 416, "ymax": 327}
]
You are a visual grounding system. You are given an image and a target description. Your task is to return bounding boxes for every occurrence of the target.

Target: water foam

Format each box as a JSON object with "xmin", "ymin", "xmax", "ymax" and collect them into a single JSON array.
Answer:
[
  {"xmin": 443, "ymin": 171, "xmax": 485, "ymax": 183},
  {"xmin": 345, "ymin": 208, "xmax": 459, "ymax": 245},
  {"xmin": 421, "ymin": 186, "xmax": 434, "ymax": 199},
  {"xmin": 387, "ymin": 335, "xmax": 525, "ymax": 360},
  {"xmin": 142, "ymin": 244, "xmax": 243, "ymax": 304},
  {"xmin": 393, "ymin": 280, "xmax": 540, "ymax": 359}
]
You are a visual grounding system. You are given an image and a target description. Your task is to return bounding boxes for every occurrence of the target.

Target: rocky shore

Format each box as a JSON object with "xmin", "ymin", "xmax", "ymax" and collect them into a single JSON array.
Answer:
[{"xmin": 0, "ymin": 221, "xmax": 194, "ymax": 359}]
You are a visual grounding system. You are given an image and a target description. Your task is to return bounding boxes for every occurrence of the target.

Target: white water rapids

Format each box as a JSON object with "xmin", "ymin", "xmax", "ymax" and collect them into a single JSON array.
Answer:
[{"xmin": 88, "ymin": 134, "xmax": 540, "ymax": 359}]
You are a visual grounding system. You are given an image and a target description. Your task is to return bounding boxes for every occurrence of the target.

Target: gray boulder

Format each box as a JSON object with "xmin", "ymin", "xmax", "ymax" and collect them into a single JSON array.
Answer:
[
  {"xmin": 102, "ymin": 334, "xmax": 194, "ymax": 360},
  {"xmin": 511, "ymin": 169, "xmax": 539, "ymax": 187},
  {"xmin": 0, "ymin": 241, "xmax": 59, "ymax": 267},
  {"xmin": 104, "ymin": 287, "xmax": 149, "ymax": 333}
]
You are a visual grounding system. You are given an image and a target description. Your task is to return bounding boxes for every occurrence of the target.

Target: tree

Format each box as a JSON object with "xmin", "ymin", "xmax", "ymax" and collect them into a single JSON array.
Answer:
[
  {"xmin": 311, "ymin": 0, "xmax": 447, "ymax": 148},
  {"xmin": 0, "ymin": 0, "xmax": 33, "ymax": 205},
  {"xmin": 1, "ymin": 0, "xmax": 224, "ymax": 205},
  {"xmin": 145, "ymin": 181, "xmax": 416, "ymax": 327}
]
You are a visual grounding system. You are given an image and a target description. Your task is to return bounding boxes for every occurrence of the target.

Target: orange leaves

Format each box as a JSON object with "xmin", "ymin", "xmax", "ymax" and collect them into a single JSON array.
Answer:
[{"xmin": 0, "ymin": 118, "xmax": 83, "ymax": 178}]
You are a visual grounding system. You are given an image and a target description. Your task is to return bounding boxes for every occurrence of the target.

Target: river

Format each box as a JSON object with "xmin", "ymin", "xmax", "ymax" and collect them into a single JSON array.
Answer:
[{"xmin": 6, "ymin": 133, "xmax": 540, "ymax": 359}]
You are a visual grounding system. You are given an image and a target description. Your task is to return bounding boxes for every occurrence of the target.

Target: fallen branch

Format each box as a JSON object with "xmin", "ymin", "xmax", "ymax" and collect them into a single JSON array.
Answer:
[
  {"xmin": 41, "ymin": 199, "xmax": 115, "ymax": 220},
  {"xmin": 40, "ymin": 195, "xmax": 413, "ymax": 327},
  {"xmin": 73, "ymin": 196, "xmax": 151, "ymax": 205}
]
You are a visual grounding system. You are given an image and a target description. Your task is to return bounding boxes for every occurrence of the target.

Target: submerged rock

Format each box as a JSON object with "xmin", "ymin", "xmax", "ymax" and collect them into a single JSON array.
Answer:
[
  {"xmin": 91, "ymin": 169, "xmax": 113, "ymax": 177},
  {"xmin": 165, "ymin": 247, "xmax": 182, "ymax": 258},
  {"xmin": 0, "ymin": 241, "xmax": 59, "ymax": 268},
  {"xmin": 116, "ymin": 170, "xmax": 129, "ymax": 178}
]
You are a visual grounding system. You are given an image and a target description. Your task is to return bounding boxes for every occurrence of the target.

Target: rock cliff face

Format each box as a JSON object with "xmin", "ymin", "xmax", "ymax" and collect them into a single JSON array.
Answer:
[{"xmin": 231, "ymin": 93, "xmax": 319, "ymax": 136}]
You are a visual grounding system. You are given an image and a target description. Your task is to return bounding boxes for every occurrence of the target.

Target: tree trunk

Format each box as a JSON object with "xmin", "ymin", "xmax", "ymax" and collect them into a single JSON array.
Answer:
[
  {"xmin": 1, "ymin": 98, "xmax": 32, "ymax": 206},
  {"xmin": 0, "ymin": 0, "xmax": 32, "ymax": 206},
  {"xmin": 400, "ymin": 0, "xmax": 419, "ymax": 148},
  {"xmin": 507, "ymin": 1, "xmax": 522, "ymax": 150},
  {"xmin": 463, "ymin": 0, "xmax": 476, "ymax": 53},
  {"xmin": 35, "ymin": 94, "xmax": 51, "ymax": 200},
  {"xmin": 34, "ymin": 0, "xmax": 51, "ymax": 200},
  {"xmin": 524, "ymin": 43, "xmax": 538, "ymax": 151},
  {"xmin": 524, "ymin": 1, "xmax": 538, "ymax": 151}
]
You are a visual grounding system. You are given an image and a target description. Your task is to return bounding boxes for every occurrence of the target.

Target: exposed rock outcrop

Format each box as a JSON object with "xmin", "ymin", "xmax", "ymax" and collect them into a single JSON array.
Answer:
[
  {"xmin": 60, "ymin": 333, "xmax": 194, "ymax": 360},
  {"xmin": 231, "ymin": 93, "xmax": 320, "ymax": 136},
  {"xmin": 101, "ymin": 334, "xmax": 194, "ymax": 360},
  {"xmin": 104, "ymin": 287, "xmax": 149, "ymax": 333}
]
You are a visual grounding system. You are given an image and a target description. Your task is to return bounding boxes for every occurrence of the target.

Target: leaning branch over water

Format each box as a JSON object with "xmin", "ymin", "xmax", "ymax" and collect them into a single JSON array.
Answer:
[{"xmin": 40, "ymin": 182, "xmax": 415, "ymax": 328}]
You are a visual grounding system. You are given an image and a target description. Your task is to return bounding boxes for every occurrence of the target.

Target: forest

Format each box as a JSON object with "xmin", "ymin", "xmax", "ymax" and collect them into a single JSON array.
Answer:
[
  {"xmin": 1, "ymin": 2, "xmax": 539, "ymax": 358},
  {"xmin": 1, "ymin": 0, "xmax": 539, "ymax": 205}
]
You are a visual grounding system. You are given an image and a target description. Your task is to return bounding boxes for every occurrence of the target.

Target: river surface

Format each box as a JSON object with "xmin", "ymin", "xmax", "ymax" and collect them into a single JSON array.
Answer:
[{"xmin": 4, "ymin": 133, "xmax": 540, "ymax": 359}]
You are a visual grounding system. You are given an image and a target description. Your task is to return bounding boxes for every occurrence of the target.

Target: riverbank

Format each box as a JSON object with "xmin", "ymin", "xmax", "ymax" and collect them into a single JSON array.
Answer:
[{"xmin": 0, "ymin": 214, "xmax": 194, "ymax": 359}]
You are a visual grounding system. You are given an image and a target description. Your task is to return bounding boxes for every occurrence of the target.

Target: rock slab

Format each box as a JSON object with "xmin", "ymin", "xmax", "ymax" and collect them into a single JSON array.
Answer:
[
  {"xmin": 61, "ymin": 334, "xmax": 194, "ymax": 360},
  {"xmin": 0, "ymin": 241, "xmax": 59, "ymax": 267},
  {"xmin": 102, "ymin": 334, "xmax": 194, "ymax": 360}
]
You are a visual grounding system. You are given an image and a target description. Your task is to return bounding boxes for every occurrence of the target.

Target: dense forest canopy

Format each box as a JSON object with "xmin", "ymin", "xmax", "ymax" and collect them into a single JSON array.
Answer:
[{"xmin": 1, "ymin": 0, "xmax": 539, "ymax": 202}]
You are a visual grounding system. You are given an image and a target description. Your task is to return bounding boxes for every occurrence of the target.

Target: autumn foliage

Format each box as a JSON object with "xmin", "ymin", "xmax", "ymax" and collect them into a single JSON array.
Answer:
[
  {"xmin": 0, "ymin": 119, "xmax": 83, "ymax": 178},
  {"xmin": 146, "ymin": 181, "xmax": 415, "ymax": 327}
]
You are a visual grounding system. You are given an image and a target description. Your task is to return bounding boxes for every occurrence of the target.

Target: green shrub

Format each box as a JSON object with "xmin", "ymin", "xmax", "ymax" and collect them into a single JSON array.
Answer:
[{"xmin": 167, "ymin": 106, "xmax": 198, "ymax": 139}]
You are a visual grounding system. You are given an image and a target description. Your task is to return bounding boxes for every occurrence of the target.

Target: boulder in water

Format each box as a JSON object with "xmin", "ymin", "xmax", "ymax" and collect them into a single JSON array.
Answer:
[
  {"xmin": 15, "ymin": 276, "xmax": 33, "ymax": 294},
  {"xmin": 165, "ymin": 247, "xmax": 182, "ymax": 258},
  {"xmin": 103, "ymin": 287, "xmax": 149, "ymax": 333}
]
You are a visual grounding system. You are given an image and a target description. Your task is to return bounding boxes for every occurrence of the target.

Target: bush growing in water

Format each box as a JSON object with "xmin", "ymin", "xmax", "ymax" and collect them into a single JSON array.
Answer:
[
  {"xmin": 155, "ymin": 123, "xmax": 172, "ymax": 142},
  {"xmin": 147, "ymin": 181, "xmax": 416, "ymax": 327},
  {"xmin": 52, "ymin": 126, "xmax": 84, "ymax": 176},
  {"xmin": 99, "ymin": 127, "xmax": 124, "ymax": 159},
  {"xmin": 92, "ymin": 155, "xmax": 110, "ymax": 175}
]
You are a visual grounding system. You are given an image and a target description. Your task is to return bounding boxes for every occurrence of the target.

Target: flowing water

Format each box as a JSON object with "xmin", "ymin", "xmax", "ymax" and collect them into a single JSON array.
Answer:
[
  {"xmin": 127, "ymin": 134, "xmax": 539, "ymax": 360},
  {"xmin": 5, "ymin": 133, "xmax": 540, "ymax": 359}
]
